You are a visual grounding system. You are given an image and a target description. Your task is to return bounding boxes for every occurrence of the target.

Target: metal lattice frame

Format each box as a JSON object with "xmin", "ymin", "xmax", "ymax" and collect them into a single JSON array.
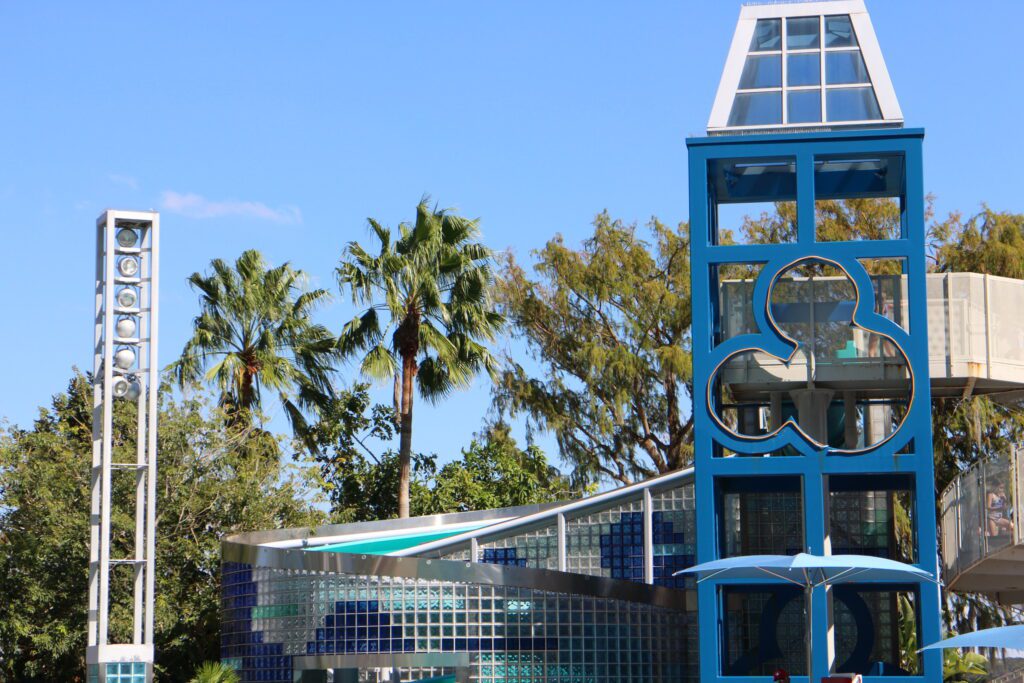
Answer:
[
  {"xmin": 88, "ymin": 210, "xmax": 159, "ymax": 683},
  {"xmin": 687, "ymin": 128, "xmax": 942, "ymax": 682}
]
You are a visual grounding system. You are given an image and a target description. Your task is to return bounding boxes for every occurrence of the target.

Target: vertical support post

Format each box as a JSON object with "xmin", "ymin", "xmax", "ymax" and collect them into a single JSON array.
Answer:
[
  {"xmin": 983, "ymin": 273, "xmax": 992, "ymax": 378},
  {"xmin": 796, "ymin": 151, "xmax": 816, "ymax": 244},
  {"xmin": 144, "ymin": 216, "xmax": 159, "ymax": 648},
  {"xmin": 99, "ymin": 214, "xmax": 115, "ymax": 648},
  {"xmin": 843, "ymin": 391, "xmax": 858, "ymax": 449},
  {"xmin": 556, "ymin": 513, "xmax": 566, "ymax": 572},
  {"xmin": 944, "ymin": 272, "xmax": 953, "ymax": 376},
  {"xmin": 643, "ymin": 487, "xmax": 654, "ymax": 584},
  {"xmin": 88, "ymin": 219, "xmax": 104, "ymax": 649}
]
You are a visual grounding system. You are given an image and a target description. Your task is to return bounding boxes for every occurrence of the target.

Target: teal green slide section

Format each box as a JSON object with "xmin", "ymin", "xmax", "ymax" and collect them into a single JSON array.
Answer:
[{"xmin": 311, "ymin": 525, "xmax": 488, "ymax": 555}]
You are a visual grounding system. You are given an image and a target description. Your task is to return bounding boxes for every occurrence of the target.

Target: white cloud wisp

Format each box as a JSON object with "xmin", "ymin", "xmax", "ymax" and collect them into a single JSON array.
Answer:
[{"xmin": 160, "ymin": 190, "xmax": 302, "ymax": 225}]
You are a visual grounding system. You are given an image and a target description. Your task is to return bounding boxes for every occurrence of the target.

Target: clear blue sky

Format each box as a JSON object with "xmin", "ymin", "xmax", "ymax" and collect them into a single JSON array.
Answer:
[{"xmin": 1, "ymin": 2, "xmax": 1021, "ymax": 469}]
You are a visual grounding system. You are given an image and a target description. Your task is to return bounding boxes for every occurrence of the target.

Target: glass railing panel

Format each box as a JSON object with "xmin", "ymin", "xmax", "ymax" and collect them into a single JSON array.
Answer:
[
  {"xmin": 943, "ymin": 449, "xmax": 1021, "ymax": 583},
  {"xmin": 980, "ymin": 456, "xmax": 1016, "ymax": 556},
  {"xmin": 989, "ymin": 277, "xmax": 1024, "ymax": 367},
  {"xmin": 940, "ymin": 481, "xmax": 960, "ymax": 577}
]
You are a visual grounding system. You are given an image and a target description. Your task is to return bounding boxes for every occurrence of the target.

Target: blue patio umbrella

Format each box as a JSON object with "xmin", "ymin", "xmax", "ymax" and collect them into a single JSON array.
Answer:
[
  {"xmin": 676, "ymin": 553, "xmax": 935, "ymax": 682},
  {"xmin": 920, "ymin": 625, "xmax": 1024, "ymax": 652}
]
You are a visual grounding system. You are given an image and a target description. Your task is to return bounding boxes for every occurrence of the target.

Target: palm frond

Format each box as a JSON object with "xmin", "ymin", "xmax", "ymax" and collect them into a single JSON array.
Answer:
[
  {"xmin": 360, "ymin": 344, "xmax": 399, "ymax": 381},
  {"xmin": 338, "ymin": 308, "xmax": 384, "ymax": 356}
]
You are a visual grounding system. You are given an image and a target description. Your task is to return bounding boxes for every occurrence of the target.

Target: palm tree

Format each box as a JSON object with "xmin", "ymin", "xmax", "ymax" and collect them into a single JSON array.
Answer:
[
  {"xmin": 189, "ymin": 661, "xmax": 241, "ymax": 683},
  {"xmin": 337, "ymin": 197, "xmax": 504, "ymax": 517},
  {"xmin": 171, "ymin": 249, "xmax": 337, "ymax": 447}
]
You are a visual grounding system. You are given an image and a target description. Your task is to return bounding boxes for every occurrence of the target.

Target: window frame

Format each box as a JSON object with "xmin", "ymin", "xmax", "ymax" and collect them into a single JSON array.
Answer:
[{"xmin": 731, "ymin": 14, "xmax": 882, "ymax": 128}]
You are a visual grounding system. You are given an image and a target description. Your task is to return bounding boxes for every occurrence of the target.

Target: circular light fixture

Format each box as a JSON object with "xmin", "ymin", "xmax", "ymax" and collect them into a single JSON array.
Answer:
[
  {"xmin": 114, "ymin": 347, "xmax": 136, "ymax": 370},
  {"xmin": 118, "ymin": 256, "xmax": 139, "ymax": 277},
  {"xmin": 124, "ymin": 380, "xmax": 141, "ymax": 401},
  {"xmin": 116, "ymin": 287, "xmax": 138, "ymax": 308},
  {"xmin": 116, "ymin": 228, "xmax": 139, "ymax": 248},
  {"xmin": 111, "ymin": 376, "xmax": 141, "ymax": 400},
  {"xmin": 116, "ymin": 317, "xmax": 137, "ymax": 338}
]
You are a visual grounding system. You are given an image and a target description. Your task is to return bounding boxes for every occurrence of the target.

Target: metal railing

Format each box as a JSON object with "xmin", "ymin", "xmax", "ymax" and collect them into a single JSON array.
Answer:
[
  {"xmin": 991, "ymin": 661, "xmax": 1024, "ymax": 683},
  {"xmin": 940, "ymin": 447, "xmax": 1022, "ymax": 582}
]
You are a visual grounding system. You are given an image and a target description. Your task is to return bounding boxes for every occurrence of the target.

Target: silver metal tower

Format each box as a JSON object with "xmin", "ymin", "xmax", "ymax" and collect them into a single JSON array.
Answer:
[{"xmin": 88, "ymin": 210, "xmax": 159, "ymax": 683}]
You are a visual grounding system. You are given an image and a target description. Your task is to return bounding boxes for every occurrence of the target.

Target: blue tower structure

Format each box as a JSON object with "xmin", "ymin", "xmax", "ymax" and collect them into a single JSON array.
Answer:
[{"xmin": 689, "ymin": 2, "xmax": 941, "ymax": 682}]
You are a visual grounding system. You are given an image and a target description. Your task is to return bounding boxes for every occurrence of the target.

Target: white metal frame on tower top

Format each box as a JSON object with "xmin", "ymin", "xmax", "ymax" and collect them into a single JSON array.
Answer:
[
  {"xmin": 707, "ymin": 0, "xmax": 902, "ymax": 134},
  {"xmin": 88, "ymin": 210, "xmax": 159, "ymax": 683}
]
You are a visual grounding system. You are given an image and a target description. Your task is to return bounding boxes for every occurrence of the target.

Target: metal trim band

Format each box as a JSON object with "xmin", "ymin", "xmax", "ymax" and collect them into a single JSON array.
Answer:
[
  {"xmin": 222, "ymin": 541, "xmax": 689, "ymax": 612},
  {"xmin": 226, "ymin": 502, "xmax": 561, "ymax": 547},
  {"xmin": 293, "ymin": 653, "xmax": 470, "ymax": 671}
]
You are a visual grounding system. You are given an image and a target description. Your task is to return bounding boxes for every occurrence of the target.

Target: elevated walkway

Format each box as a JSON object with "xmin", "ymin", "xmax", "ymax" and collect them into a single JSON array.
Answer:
[
  {"xmin": 720, "ymin": 272, "xmax": 1024, "ymax": 403},
  {"xmin": 941, "ymin": 447, "xmax": 1024, "ymax": 604}
]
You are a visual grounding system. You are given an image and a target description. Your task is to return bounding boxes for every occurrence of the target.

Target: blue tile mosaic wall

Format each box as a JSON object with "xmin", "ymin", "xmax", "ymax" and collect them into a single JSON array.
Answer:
[
  {"xmin": 221, "ymin": 562, "xmax": 291, "ymax": 683},
  {"xmin": 481, "ymin": 547, "xmax": 528, "ymax": 567},
  {"xmin": 307, "ymin": 599, "xmax": 558, "ymax": 655},
  {"xmin": 221, "ymin": 560, "xmax": 693, "ymax": 682}
]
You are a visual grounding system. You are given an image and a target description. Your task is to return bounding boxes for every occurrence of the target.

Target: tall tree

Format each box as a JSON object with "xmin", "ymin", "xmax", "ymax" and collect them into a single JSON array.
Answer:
[
  {"xmin": 336, "ymin": 197, "xmax": 503, "ymax": 517},
  {"xmin": 170, "ymin": 249, "xmax": 337, "ymax": 447},
  {"xmin": 496, "ymin": 212, "xmax": 693, "ymax": 486}
]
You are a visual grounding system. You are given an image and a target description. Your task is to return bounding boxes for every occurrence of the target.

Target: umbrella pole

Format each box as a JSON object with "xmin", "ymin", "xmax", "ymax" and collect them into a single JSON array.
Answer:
[{"xmin": 806, "ymin": 583, "xmax": 813, "ymax": 683}]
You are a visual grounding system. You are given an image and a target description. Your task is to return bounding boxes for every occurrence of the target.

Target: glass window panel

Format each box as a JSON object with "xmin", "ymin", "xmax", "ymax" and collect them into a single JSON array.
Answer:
[
  {"xmin": 826, "ymin": 50, "xmax": 870, "ymax": 85},
  {"xmin": 787, "ymin": 53, "xmax": 820, "ymax": 87},
  {"xmin": 728, "ymin": 92, "xmax": 782, "ymax": 127},
  {"xmin": 786, "ymin": 17, "xmax": 820, "ymax": 49},
  {"xmin": 832, "ymin": 586, "xmax": 921, "ymax": 675},
  {"xmin": 788, "ymin": 90, "xmax": 821, "ymax": 124},
  {"xmin": 750, "ymin": 18, "xmax": 782, "ymax": 51},
  {"xmin": 826, "ymin": 87, "xmax": 881, "ymax": 121},
  {"xmin": 825, "ymin": 15, "xmax": 858, "ymax": 48},
  {"xmin": 739, "ymin": 54, "xmax": 782, "ymax": 89},
  {"xmin": 723, "ymin": 586, "xmax": 806, "ymax": 676}
]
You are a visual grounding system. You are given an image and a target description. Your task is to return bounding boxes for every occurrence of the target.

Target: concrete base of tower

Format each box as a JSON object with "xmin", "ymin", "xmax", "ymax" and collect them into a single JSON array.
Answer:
[{"xmin": 86, "ymin": 644, "xmax": 153, "ymax": 683}]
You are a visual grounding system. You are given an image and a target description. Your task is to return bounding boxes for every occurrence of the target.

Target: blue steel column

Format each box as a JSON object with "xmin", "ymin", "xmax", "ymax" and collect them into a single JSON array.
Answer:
[
  {"xmin": 688, "ymin": 139, "xmax": 719, "ymax": 683},
  {"xmin": 687, "ymin": 129, "xmax": 941, "ymax": 683},
  {"xmin": 903, "ymin": 135, "xmax": 943, "ymax": 683}
]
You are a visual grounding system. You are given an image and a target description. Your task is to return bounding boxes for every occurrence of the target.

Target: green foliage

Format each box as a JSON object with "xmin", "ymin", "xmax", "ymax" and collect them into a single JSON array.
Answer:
[
  {"xmin": 422, "ymin": 424, "xmax": 579, "ymax": 514},
  {"xmin": 326, "ymin": 449, "xmax": 437, "ymax": 523},
  {"xmin": 898, "ymin": 593, "xmax": 920, "ymax": 674},
  {"xmin": 736, "ymin": 197, "xmax": 915, "ymax": 274},
  {"xmin": 316, "ymin": 418, "xmax": 573, "ymax": 522},
  {"xmin": 0, "ymin": 373, "xmax": 323, "ymax": 681},
  {"xmin": 931, "ymin": 206, "xmax": 1024, "ymax": 278},
  {"xmin": 170, "ymin": 249, "xmax": 337, "ymax": 448},
  {"xmin": 336, "ymin": 197, "xmax": 503, "ymax": 517},
  {"xmin": 731, "ymin": 197, "xmax": 904, "ymax": 247},
  {"xmin": 496, "ymin": 212, "xmax": 693, "ymax": 485},
  {"xmin": 306, "ymin": 382, "xmax": 398, "ymax": 517},
  {"xmin": 189, "ymin": 661, "xmax": 241, "ymax": 683},
  {"xmin": 942, "ymin": 649, "xmax": 989, "ymax": 683},
  {"xmin": 813, "ymin": 197, "xmax": 903, "ymax": 243}
]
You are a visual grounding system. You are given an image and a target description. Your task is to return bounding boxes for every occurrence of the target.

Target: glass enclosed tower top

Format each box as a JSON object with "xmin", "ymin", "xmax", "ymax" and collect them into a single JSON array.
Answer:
[{"xmin": 708, "ymin": 0, "xmax": 902, "ymax": 134}]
